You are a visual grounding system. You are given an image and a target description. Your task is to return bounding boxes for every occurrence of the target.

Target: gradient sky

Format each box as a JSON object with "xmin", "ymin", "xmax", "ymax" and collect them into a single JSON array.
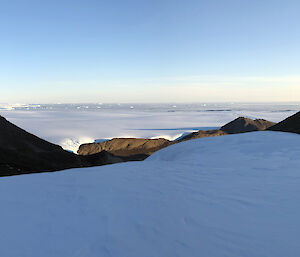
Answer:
[{"xmin": 1, "ymin": 0, "xmax": 300, "ymax": 103}]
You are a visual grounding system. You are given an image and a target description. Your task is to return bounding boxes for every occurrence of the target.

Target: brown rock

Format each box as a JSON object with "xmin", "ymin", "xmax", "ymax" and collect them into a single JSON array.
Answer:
[
  {"xmin": 177, "ymin": 117, "xmax": 275, "ymax": 143},
  {"xmin": 78, "ymin": 138, "xmax": 172, "ymax": 158},
  {"xmin": 220, "ymin": 117, "xmax": 276, "ymax": 134},
  {"xmin": 177, "ymin": 130, "xmax": 228, "ymax": 142},
  {"xmin": 77, "ymin": 117, "xmax": 276, "ymax": 160}
]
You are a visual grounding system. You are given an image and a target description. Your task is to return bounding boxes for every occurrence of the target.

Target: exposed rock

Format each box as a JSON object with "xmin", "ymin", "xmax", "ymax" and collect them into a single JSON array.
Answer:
[
  {"xmin": 77, "ymin": 117, "xmax": 276, "ymax": 159},
  {"xmin": 0, "ymin": 116, "xmax": 125, "ymax": 176},
  {"xmin": 78, "ymin": 138, "xmax": 172, "ymax": 159},
  {"xmin": 177, "ymin": 130, "xmax": 228, "ymax": 142},
  {"xmin": 177, "ymin": 117, "xmax": 275, "ymax": 142},
  {"xmin": 0, "ymin": 116, "xmax": 85, "ymax": 176},
  {"xmin": 220, "ymin": 117, "xmax": 276, "ymax": 134},
  {"xmin": 268, "ymin": 111, "xmax": 300, "ymax": 134},
  {"xmin": 79, "ymin": 151, "xmax": 126, "ymax": 166},
  {"xmin": 0, "ymin": 113, "xmax": 279, "ymax": 177}
]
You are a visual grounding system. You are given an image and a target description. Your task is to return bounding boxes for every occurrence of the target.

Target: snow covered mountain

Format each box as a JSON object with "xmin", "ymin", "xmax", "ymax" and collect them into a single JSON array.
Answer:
[{"xmin": 1, "ymin": 131, "xmax": 300, "ymax": 257}]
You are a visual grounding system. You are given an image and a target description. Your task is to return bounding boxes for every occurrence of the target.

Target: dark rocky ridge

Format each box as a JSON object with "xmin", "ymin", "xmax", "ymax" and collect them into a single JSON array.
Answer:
[
  {"xmin": 220, "ymin": 117, "xmax": 276, "ymax": 134},
  {"xmin": 78, "ymin": 117, "xmax": 276, "ymax": 158},
  {"xmin": 177, "ymin": 117, "xmax": 275, "ymax": 142},
  {"xmin": 0, "ymin": 114, "xmax": 279, "ymax": 176},
  {"xmin": 268, "ymin": 111, "xmax": 300, "ymax": 134},
  {"xmin": 0, "ymin": 116, "xmax": 125, "ymax": 176},
  {"xmin": 177, "ymin": 129, "xmax": 228, "ymax": 142}
]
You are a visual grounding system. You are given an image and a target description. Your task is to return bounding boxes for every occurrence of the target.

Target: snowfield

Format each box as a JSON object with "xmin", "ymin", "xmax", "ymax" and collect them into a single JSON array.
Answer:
[{"xmin": 1, "ymin": 131, "xmax": 300, "ymax": 257}]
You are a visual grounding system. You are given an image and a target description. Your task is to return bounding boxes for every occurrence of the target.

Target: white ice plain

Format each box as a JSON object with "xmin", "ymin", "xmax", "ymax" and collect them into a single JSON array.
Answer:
[
  {"xmin": 1, "ymin": 104, "xmax": 296, "ymax": 152},
  {"xmin": 1, "ymin": 131, "xmax": 300, "ymax": 257}
]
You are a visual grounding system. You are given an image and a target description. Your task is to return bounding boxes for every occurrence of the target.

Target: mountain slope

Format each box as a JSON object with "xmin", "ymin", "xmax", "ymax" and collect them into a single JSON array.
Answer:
[
  {"xmin": 268, "ymin": 111, "xmax": 300, "ymax": 134},
  {"xmin": 77, "ymin": 117, "xmax": 276, "ymax": 158},
  {"xmin": 176, "ymin": 117, "xmax": 275, "ymax": 142},
  {"xmin": 0, "ymin": 116, "xmax": 85, "ymax": 175},
  {"xmin": 220, "ymin": 117, "xmax": 276, "ymax": 134},
  {"xmin": 177, "ymin": 129, "xmax": 227, "ymax": 142},
  {"xmin": 0, "ymin": 116, "xmax": 124, "ymax": 175}
]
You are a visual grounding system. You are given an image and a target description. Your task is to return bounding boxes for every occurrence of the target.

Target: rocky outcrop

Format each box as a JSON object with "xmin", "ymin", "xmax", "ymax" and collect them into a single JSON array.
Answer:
[
  {"xmin": 1, "ymin": 113, "xmax": 279, "ymax": 177},
  {"xmin": 177, "ymin": 130, "xmax": 228, "ymax": 142},
  {"xmin": 220, "ymin": 117, "xmax": 276, "ymax": 134},
  {"xmin": 77, "ymin": 117, "xmax": 276, "ymax": 159},
  {"xmin": 78, "ymin": 138, "xmax": 172, "ymax": 159},
  {"xmin": 268, "ymin": 111, "xmax": 300, "ymax": 134},
  {"xmin": 0, "ymin": 116, "xmax": 84, "ymax": 176},
  {"xmin": 0, "ymin": 116, "xmax": 123, "ymax": 176},
  {"xmin": 177, "ymin": 117, "xmax": 275, "ymax": 142},
  {"xmin": 79, "ymin": 151, "xmax": 125, "ymax": 167}
]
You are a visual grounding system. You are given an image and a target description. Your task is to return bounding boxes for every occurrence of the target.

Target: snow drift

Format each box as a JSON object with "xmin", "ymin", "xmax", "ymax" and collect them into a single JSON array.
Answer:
[{"xmin": 0, "ymin": 132, "xmax": 300, "ymax": 257}]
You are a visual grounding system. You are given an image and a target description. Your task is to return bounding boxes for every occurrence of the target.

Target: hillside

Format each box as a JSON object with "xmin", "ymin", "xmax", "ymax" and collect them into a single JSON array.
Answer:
[
  {"xmin": 0, "ymin": 116, "xmax": 123, "ymax": 176},
  {"xmin": 220, "ymin": 117, "xmax": 276, "ymax": 134},
  {"xmin": 0, "ymin": 116, "xmax": 85, "ymax": 175},
  {"xmin": 177, "ymin": 129, "xmax": 227, "ymax": 142},
  {"xmin": 78, "ymin": 117, "xmax": 276, "ymax": 157},
  {"xmin": 169, "ymin": 117, "xmax": 275, "ymax": 142},
  {"xmin": 1, "ymin": 132, "xmax": 300, "ymax": 256},
  {"xmin": 78, "ymin": 138, "xmax": 172, "ymax": 159},
  {"xmin": 268, "ymin": 111, "xmax": 300, "ymax": 134}
]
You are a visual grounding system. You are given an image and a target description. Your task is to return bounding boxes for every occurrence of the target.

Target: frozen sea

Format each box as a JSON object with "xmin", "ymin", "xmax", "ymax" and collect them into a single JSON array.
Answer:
[{"xmin": 0, "ymin": 102, "xmax": 299, "ymax": 152}]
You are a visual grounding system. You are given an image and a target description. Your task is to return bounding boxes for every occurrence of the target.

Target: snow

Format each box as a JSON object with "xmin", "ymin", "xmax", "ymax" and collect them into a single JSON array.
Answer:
[
  {"xmin": 1, "ymin": 131, "xmax": 300, "ymax": 256},
  {"xmin": 0, "ymin": 103, "xmax": 29, "ymax": 110},
  {"xmin": 60, "ymin": 137, "xmax": 94, "ymax": 153}
]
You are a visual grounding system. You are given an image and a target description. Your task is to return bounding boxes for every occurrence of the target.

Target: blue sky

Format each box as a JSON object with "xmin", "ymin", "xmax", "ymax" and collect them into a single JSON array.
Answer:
[{"xmin": 1, "ymin": 0, "xmax": 300, "ymax": 103}]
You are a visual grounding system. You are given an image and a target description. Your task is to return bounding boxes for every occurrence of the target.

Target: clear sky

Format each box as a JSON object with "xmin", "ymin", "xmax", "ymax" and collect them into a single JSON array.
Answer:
[{"xmin": 1, "ymin": 0, "xmax": 300, "ymax": 103}]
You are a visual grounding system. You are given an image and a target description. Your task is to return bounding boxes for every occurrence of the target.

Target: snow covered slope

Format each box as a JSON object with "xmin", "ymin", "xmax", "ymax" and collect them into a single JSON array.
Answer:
[{"xmin": 1, "ymin": 131, "xmax": 300, "ymax": 257}]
